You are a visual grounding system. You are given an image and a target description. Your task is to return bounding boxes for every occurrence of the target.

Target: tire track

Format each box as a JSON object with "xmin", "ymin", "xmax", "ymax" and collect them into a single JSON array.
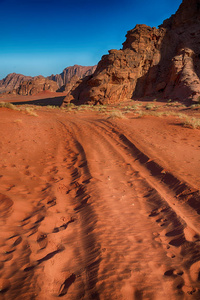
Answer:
[
  {"xmin": 1, "ymin": 113, "xmax": 200, "ymax": 300},
  {"xmin": 59, "ymin": 117, "xmax": 200, "ymax": 299},
  {"xmin": 57, "ymin": 121, "xmax": 101, "ymax": 299}
]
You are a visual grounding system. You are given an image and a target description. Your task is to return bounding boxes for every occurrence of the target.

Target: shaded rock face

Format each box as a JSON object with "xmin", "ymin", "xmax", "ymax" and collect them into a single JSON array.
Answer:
[
  {"xmin": 57, "ymin": 75, "xmax": 80, "ymax": 93},
  {"xmin": 0, "ymin": 73, "xmax": 32, "ymax": 93},
  {"xmin": 66, "ymin": 0, "xmax": 200, "ymax": 105},
  {"xmin": 47, "ymin": 65, "xmax": 97, "ymax": 88},
  {"xmin": 12, "ymin": 76, "xmax": 58, "ymax": 95}
]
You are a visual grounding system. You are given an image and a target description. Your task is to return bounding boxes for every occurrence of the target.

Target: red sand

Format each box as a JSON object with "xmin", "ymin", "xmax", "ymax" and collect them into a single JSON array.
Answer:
[
  {"xmin": 0, "ymin": 91, "xmax": 67, "ymax": 102},
  {"xmin": 0, "ymin": 104, "xmax": 200, "ymax": 299}
]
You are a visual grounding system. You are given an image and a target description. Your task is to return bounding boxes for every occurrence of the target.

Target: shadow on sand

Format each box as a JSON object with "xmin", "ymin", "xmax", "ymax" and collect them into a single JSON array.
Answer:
[{"xmin": 11, "ymin": 96, "xmax": 66, "ymax": 107}]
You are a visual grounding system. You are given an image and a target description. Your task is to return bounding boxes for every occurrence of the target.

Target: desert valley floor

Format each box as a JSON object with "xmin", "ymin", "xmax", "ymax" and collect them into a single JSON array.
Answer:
[{"xmin": 0, "ymin": 98, "xmax": 200, "ymax": 300}]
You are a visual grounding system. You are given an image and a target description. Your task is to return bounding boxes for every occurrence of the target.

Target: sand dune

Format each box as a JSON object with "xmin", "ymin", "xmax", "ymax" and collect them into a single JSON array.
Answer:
[{"xmin": 0, "ymin": 106, "xmax": 200, "ymax": 299}]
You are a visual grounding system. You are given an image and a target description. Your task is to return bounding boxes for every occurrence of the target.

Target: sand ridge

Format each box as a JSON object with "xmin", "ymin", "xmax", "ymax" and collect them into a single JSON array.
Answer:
[{"xmin": 0, "ymin": 107, "xmax": 200, "ymax": 299}]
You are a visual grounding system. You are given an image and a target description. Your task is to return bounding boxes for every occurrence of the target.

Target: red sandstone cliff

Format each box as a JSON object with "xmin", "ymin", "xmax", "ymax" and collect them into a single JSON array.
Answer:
[
  {"xmin": 64, "ymin": 0, "xmax": 200, "ymax": 105},
  {"xmin": 12, "ymin": 76, "xmax": 58, "ymax": 95},
  {"xmin": 0, "ymin": 73, "xmax": 32, "ymax": 94}
]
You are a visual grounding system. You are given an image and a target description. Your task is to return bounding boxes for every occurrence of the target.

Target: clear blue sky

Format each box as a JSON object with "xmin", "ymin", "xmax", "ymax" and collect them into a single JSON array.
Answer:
[{"xmin": 0, "ymin": 0, "xmax": 182, "ymax": 79}]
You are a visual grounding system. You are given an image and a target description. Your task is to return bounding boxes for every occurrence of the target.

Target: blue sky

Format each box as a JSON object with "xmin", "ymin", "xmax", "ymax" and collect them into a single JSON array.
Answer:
[{"xmin": 0, "ymin": 0, "xmax": 182, "ymax": 79}]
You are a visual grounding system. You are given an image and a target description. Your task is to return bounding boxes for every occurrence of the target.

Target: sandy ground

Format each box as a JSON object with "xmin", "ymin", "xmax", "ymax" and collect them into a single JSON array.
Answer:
[{"xmin": 0, "ymin": 100, "xmax": 200, "ymax": 300}]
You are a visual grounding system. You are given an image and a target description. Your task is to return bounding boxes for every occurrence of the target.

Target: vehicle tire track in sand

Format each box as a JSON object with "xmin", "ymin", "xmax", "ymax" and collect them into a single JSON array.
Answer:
[
  {"xmin": 57, "ymin": 120, "xmax": 101, "ymax": 300},
  {"xmin": 58, "ymin": 117, "xmax": 200, "ymax": 299},
  {"xmin": 0, "ymin": 114, "xmax": 200, "ymax": 300}
]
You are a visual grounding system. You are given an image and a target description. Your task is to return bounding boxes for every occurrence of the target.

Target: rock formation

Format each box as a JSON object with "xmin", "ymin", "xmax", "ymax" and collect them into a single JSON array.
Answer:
[
  {"xmin": 0, "ymin": 73, "xmax": 32, "ymax": 94},
  {"xmin": 47, "ymin": 65, "xmax": 97, "ymax": 88},
  {"xmin": 12, "ymin": 76, "xmax": 58, "ymax": 95},
  {"xmin": 64, "ymin": 0, "xmax": 200, "ymax": 105},
  {"xmin": 57, "ymin": 75, "xmax": 80, "ymax": 93},
  {"xmin": 0, "ymin": 65, "xmax": 96, "ymax": 95}
]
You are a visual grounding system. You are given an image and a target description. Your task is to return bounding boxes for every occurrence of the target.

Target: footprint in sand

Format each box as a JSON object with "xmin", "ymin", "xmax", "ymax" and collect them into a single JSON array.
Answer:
[
  {"xmin": 0, "ymin": 194, "xmax": 13, "ymax": 218},
  {"xmin": 37, "ymin": 233, "xmax": 48, "ymax": 250},
  {"xmin": 0, "ymin": 278, "xmax": 10, "ymax": 292}
]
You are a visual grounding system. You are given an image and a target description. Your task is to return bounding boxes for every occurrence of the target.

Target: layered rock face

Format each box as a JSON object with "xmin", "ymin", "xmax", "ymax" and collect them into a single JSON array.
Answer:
[
  {"xmin": 47, "ymin": 65, "xmax": 97, "ymax": 88},
  {"xmin": 65, "ymin": 0, "xmax": 200, "ymax": 104},
  {"xmin": 12, "ymin": 76, "xmax": 58, "ymax": 95},
  {"xmin": 0, "ymin": 73, "xmax": 32, "ymax": 93}
]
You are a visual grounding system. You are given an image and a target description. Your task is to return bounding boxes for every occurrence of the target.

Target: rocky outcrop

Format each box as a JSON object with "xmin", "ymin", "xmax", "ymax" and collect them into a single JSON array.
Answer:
[
  {"xmin": 47, "ymin": 65, "xmax": 97, "ymax": 88},
  {"xmin": 12, "ymin": 76, "xmax": 58, "ymax": 95},
  {"xmin": 0, "ymin": 73, "xmax": 32, "ymax": 93},
  {"xmin": 64, "ymin": 0, "xmax": 200, "ymax": 105}
]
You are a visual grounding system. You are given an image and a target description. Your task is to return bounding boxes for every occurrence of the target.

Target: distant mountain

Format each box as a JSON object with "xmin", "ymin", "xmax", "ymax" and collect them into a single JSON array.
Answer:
[
  {"xmin": 47, "ymin": 65, "xmax": 97, "ymax": 88},
  {"xmin": 0, "ymin": 65, "xmax": 97, "ymax": 94},
  {"xmin": 0, "ymin": 73, "xmax": 33, "ymax": 94},
  {"xmin": 12, "ymin": 76, "xmax": 58, "ymax": 96}
]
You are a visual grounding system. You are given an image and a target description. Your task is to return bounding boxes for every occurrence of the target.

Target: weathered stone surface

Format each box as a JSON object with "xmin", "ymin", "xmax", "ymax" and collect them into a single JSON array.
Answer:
[
  {"xmin": 12, "ymin": 76, "xmax": 58, "ymax": 95},
  {"xmin": 65, "ymin": 0, "xmax": 200, "ymax": 105},
  {"xmin": 58, "ymin": 75, "xmax": 80, "ymax": 93},
  {"xmin": 0, "ymin": 73, "xmax": 32, "ymax": 93},
  {"xmin": 47, "ymin": 65, "xmax": 97, "ymax": 88}
]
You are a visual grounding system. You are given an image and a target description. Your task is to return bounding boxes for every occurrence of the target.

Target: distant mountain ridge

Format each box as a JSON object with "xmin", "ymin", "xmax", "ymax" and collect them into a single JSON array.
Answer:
[
  {"xmin": 0, "ymin": 65, "xmax": 96, "ymax": 94},
  {"xmin": 47, "ymin": 65, "xmax": 97, "ymax": 88},
  {"xmin": 0, "ymin": 73, "xmax": 33, "ymax": 94},
  {"xmin": 12, "ymin": 76, "xmax": 59, "ymax": 96}
]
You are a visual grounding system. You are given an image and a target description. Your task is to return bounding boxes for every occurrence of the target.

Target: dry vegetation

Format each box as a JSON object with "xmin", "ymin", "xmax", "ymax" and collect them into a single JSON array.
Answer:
[
  {"xmin": 0, "ymin": 102, "xmax": 18, "ymax": 110},
  {"xmin": 1, "ymin": 99, "xmax": 200, "ymax": 129}
]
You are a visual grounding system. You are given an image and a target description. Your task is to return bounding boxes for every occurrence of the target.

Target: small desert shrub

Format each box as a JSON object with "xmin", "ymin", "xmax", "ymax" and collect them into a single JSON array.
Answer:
[
  {"xmin": 190, "ymin": 104, "xmax": 200, "ymax": 109},
  {"xmin": 65, "ymin": 107, "xmax": 72, "ymax": 112},
  {"xmin": 124, "ymin": 105, "xmax": 139, "ymax": 111},
  {"xmin": 75, "ymin": 104, "xmax": 95, "ymax": 111},
  {"xmin": 0, "ymin": 102, "xmax": 18, "ymax": 110},
  {"xmin": 182, "ymin": 116, "xmax": 200, "ymax": 129},
  {"xmin": 145, "ymin": 104, "xmax": 155, "ymax": 110},
  {"xmin": 166, "ymin": 102, "xmax": 174, "ymax": 107},
  {"xmin": 131, "ymin": 105, "xmax": 139, "ymax": 110},
  {"xmin": 77, "ymin": 106, "xmax": 84, "ymax": 111},
  {"xmin": 136, "ymin": 110, "xmax": 146, "ymax": 117},
  {"xmin": 133, "ymin": 110, "xmax": 200, "ymax": 129},
  {"xmin": 124, "ymin": 106, "xmax": 132, "ymax": 110},
  {"xmin": 167, "ymin": 101, "xmax": 180, "ymax": 107},
  {"xmin": 66, "ymin": 103, "xmax": 75, "ymax": 107},
  {"xmin": 97, "ymin": 107, "xmax": 107, "ymax": 112},
  {"xmin": 136, "ymin": 110, "xmax": 183, "ymax": 118},
  {"xmin": 149, "ymin": 111, "xmax": 164, "ymax": 117},
  {"xmin": 47, "ymin": 105, "xmax": 58, "ymax": 109},
  {"xmin": 108, "ymin": 110, "xmax": 126, "ymax": 119},
  {"xmin": 176, "ymin": 112, "xmax": 188, "ymax": 119},
  {"xmin": 25, "ymin": 107, "xmax": 38, "ymax": 116}
]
